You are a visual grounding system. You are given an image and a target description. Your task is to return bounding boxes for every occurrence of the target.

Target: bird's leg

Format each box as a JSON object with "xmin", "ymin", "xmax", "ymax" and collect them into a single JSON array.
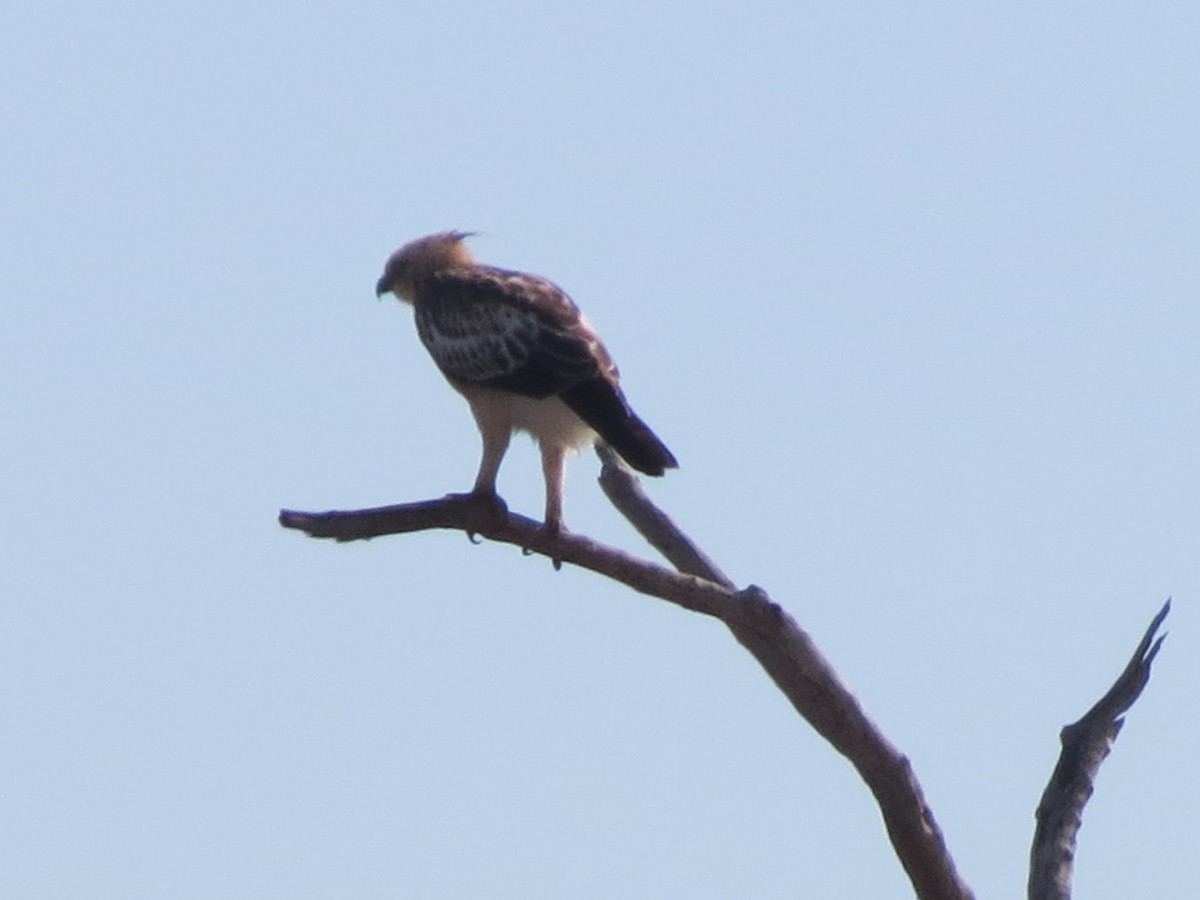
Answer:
[
  {"xmin": 538, "ymin": 442, "xmax": 568, "ymax": 570},
  {"xmin": 539, "ymin": 442, "xmax": 567, "ymax": 536},
  {"xmin": 462, "ymin": 417, "xmax": 511, "ymax": 538}
]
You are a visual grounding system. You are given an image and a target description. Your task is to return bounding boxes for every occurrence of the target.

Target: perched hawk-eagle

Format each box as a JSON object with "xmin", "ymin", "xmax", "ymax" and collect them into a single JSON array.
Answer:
[{"xmin": 375, "ymin": 231, "xmax": 677, "ymax": 533}]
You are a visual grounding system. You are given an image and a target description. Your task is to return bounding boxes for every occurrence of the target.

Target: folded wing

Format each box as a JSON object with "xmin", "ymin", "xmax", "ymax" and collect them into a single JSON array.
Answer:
[{"xmin": 415, "ymin": 267, "xmax": 677, "ymax": 475}]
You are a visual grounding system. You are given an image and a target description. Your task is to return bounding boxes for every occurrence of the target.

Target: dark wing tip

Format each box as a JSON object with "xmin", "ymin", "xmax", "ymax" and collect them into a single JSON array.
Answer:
[
  {"xmin": 560, "ymin": 379, "xmax": 677, "ymax": 476},
  {"xmin": 631, "ymin": 442, "xmax": 678, "ymax": 477}
]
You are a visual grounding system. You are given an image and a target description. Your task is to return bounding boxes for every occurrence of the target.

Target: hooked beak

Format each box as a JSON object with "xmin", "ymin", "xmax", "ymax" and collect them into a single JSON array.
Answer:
[{"xmin": 375, "ymin": 274, "xmax": 392, "ymax": 298}]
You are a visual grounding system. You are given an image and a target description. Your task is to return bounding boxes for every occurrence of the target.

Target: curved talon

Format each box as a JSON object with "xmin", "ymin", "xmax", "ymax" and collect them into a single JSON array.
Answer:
[
  {"xmin": 540, "ymin": 521, "xmax": 565, "ymax": 571},
  {"xmin": 467, "ymin": 531, "xmax": 482, "ymax": 545},
  {"xmin": 521, "ymin": 547, "xmax": 533, "ymax": 556}
]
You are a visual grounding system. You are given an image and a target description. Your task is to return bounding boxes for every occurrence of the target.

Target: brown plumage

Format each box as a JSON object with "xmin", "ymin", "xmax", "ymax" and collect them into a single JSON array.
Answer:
[{"xmin": 375, "ymin": 231, "xmax": 677, "ymax": 532}]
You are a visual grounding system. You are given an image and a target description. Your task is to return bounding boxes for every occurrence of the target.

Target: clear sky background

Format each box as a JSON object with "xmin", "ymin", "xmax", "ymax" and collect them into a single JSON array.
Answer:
[{"xmin": 3, "ymin": 2, "xmax": 1196, "ymax": 897}]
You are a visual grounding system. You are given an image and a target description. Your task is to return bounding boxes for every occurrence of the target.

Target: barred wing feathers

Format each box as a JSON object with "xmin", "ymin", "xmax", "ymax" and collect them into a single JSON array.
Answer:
[{"xmin": 415, "ymin": 267, "xmax": 677, "ymax": 476}]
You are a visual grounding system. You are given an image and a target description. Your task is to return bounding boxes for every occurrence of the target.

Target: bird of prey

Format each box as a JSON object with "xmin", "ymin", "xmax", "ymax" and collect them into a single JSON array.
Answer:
[{"xmin": 375, "ymin": 231, "xmax": 677, "ymax": 534}]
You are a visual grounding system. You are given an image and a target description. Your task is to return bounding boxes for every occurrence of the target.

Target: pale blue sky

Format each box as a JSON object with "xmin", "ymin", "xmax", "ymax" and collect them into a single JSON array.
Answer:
[{"xmin": 3, "ymin": 2, "xmax": 1196, "ymax": 897}]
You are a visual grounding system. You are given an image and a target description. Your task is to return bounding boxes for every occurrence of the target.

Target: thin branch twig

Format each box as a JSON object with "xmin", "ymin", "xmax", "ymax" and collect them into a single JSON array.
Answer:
[
  {"xmin": 1027, "ymin": 600, "xmax": 1170, "ymax": 900},
  {"xmin": 596, "ymin": 443, "xmax": 734, "ymax": 587}
]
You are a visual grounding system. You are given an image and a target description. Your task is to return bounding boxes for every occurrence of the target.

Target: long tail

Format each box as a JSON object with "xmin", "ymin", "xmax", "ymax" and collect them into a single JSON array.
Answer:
[{"xmin": 560, "ymin": 377, "xmax": 678, "ymax": 476}]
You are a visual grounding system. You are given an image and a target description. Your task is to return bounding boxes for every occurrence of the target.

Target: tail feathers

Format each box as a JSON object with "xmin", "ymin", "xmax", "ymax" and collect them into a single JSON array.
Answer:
[{"xmin": 560, "ymin": 378, "xmax": 678, "ymax": 476}]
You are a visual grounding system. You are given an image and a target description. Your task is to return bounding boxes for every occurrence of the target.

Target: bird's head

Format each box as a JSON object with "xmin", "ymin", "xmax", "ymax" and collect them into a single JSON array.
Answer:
[{"xmin": 375, "ymin": 231, "xmax": 476, "ymax": 302}]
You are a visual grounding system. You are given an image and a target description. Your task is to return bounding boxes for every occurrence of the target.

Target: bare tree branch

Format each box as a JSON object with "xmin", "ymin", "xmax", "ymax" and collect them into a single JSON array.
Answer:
[
  {"xmin": 595, "ymin": 450, "xmax": 974, "ymax": 899},
  {"xmin": 283, "ymin": 459, "xmax": 1170, "ymax": 900},
  {"xmin": 1027, "ymin": 600, "xmax": 1170, "ymax": 900},
  {"xmin": 280, "ymin": 461, "xmax": 976, "ymax": 899},
  {"xmin": 279, "ymin": 495, "xmax": 739, "ymax": 619},
  {"xmin": 595, "ymin": 443, "xmax": 734, "ymax": 588}
]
